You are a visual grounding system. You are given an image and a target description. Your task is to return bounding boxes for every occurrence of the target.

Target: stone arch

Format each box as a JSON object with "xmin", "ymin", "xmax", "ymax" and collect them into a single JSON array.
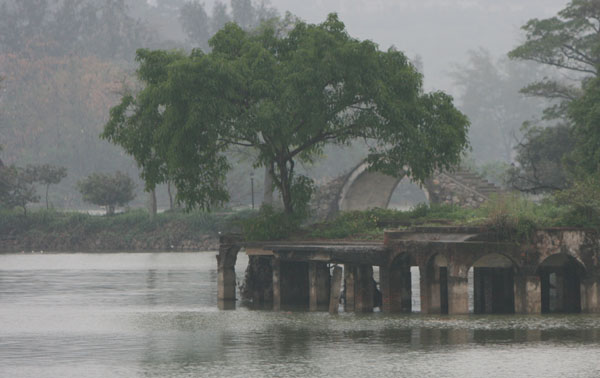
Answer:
[
  {"xmin": 338, "ymin": 162, "xmax": 431, "ymax": 211},
  {"xmin": 468, "ymin": 253, "xmax": 517, "ymax": 314},
  {"xmin": 335, "ymin": 162, "xmax": 503, "ymax": 213},
  {"xmin": 537, "ymin": 253, "xmax": 586, "ymax": 313}
]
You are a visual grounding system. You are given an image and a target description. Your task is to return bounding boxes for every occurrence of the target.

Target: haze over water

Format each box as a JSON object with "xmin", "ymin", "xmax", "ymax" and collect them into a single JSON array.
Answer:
[{"xmin": 1, "ymin": 252, "xmax": 600, "ymax": 378}]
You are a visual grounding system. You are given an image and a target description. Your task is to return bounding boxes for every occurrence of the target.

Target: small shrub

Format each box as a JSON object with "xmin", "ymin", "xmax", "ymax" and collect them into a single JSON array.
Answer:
[
  {"xmin": 479, "ymin": 194, "xmax": 546, "ymax": 240},
  {"xmin": 553, "ymin": 174, "xmax": 600, "ymax": 228},
  {"xmin": 242, "ymin": 206, "xmax": 304, "ymax": 241}
]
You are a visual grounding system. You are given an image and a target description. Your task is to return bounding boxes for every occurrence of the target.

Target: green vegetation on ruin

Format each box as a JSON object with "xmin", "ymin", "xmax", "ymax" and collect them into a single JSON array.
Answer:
[{"xmin": 244, "ymin": 190, "xmax": 600, "ymax": 242}]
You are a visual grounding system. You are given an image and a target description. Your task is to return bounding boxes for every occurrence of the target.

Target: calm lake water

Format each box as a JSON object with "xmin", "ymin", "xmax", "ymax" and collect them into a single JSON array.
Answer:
[{"xmin": 1, "ymin": 252, "xmax": 600, "ymax": 378}]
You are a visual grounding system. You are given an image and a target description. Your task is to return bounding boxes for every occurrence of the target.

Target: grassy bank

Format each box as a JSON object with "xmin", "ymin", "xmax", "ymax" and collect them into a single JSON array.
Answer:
[
  {"xmin": 3, "ymin": 193, "xmax": 599, "ymax": 251},
  {"xmin": 0, "ymin": 209, "xmax": 254, "ymax": 252}
]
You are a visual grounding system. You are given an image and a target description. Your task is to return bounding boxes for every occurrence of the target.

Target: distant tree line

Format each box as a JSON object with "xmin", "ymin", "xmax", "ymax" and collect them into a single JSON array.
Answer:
[
  {"xmin": 0, "ymin": 162, "xmax": 66, "ymax": 214},
  {"xmin": 0, "ymin": 0, "xmax": 293, "ymax": 210},
  {"xmin": 506, "ymin": 0, "xmax": 600, "ymax": 194}
]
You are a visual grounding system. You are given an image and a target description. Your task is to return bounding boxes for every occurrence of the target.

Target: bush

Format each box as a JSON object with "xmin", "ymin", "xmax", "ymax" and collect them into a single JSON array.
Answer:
[
  {"xmin": 242, "ymin": 206, "xmax": 305, "ymax": 241},
  {"xmin": 553, "ymin": 174, "xmax": 600, "ymax": 228}
]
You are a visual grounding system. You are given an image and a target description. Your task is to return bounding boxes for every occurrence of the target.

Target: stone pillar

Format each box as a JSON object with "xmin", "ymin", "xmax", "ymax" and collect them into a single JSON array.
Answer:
[
  {"xmin": 447, "ymin": 263, "xmax": 469, "ymax": 315},
  {"xmin": 581, "ymin": 277, "xmax": 600, "ymax": 313},
  {"xmin": 217, "ymin": 243, "xmax": 241, "ymax": 309},
  {"xmin": 355, "ymin": 264, "xmax": 374, "ymax": 313},
  {"xmin": 272, "ymin": 256, "xmax": 281, "ymax": 311},
  {"xmin": 240, "ymin": 256, "xmax": 273, "ymax": 305},
  {"xmin": 428, "ymin": 269, "xmax": 442, "ymax": 314},
  {"xmin": 344, "ymin": 264, "xmax": 356, "ymax": 312},
  {"xmin": 309, "ymin": 262, "xmax": 330, "ymax": 311},
  {"xmin": 421, "ymin": 261, "xmax": 448, "ymax": 315},
  {"xmin": 514, "ymin": 273, "xmax": 541, "ymax": 314},
  {"xmin": 419, "ymin": 265, "xmax": 430, "ymax": 314},
  {"xmin": 380, "ymin": 265, "xmax": 391, "ymax": 313}
]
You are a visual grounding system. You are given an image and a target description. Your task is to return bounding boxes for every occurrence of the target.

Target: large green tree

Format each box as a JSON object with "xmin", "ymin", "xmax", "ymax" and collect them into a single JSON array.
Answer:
[
  {"xmin": 103, "ymin": 15, "xmax": 469, "ymax": 215},
  {"xmin": 508, "ymin": 0, "xmax": 600, "ymax": 191}
]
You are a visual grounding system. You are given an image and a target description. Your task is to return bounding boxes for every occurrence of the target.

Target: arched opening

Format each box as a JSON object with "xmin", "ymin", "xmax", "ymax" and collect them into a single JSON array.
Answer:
[
  {"xmin": 468, "ymin": 253, "xmax": 515, "ymax": 314},
  {"xmin": 424, "ymin": 254, "xmax": 448, "ymax": 314},
  {"xmin": 538, "ymin": 254, "xmax": 583, "ymax": 314},
  {"xmin": 388, "ymin": 176, "xmax": 430, "ymax": 210},
  {"xmin": 339, "ymin": 168, "xmax": 399, "ymax": 211},
  {"xmin": 388, "ymin": 254, "xmax": 412, "ymax": 313},
  {"xmin": 338, "ymin": 163, "xmax": 429, "ymax": 212}
]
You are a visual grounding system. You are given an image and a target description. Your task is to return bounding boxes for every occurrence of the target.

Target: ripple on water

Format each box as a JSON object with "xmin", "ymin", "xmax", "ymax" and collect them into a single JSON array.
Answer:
[{"xmin": 2, "ymin": 252, "xmax": 600, "ymax": 378}]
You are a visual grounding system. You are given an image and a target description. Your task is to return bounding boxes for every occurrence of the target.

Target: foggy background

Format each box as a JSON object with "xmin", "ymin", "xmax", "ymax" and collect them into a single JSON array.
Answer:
[{"xmin": 0, "ymin": 0, "xmax": 569, "ymax": 210}]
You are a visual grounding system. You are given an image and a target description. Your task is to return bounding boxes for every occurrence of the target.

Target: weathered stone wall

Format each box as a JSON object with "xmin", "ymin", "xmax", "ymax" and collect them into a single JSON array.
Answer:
[
  {"xmin": 240, "ymin": 256, "xmax": 273, "ymax": 304},
  {"xmin": 309, "ymin": 173, "xmax": 351, "ymax": 221},
  {"xmin": 309, "ymin": 163, "xmax": 502, "ymax": 222},
  {"xmin": 426, "ymin": 173, "xmax": 486, "ymax": 208}
]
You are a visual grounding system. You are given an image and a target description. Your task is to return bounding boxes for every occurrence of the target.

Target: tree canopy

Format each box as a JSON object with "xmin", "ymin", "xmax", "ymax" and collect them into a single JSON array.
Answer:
[
  {"xmin": 508, "ymin": 0, "xmax": 600, "ymax": 76},
  {"xmin": 0, "ymin": 164, "xmax": 39, "ymax": 215},
  {"xmin": 103, "ymin": 14, "xmax": 470, "ymax": 215},
  {"xmin": 508, "ymin": 0, "xmax": 600, "ymax": 192}
]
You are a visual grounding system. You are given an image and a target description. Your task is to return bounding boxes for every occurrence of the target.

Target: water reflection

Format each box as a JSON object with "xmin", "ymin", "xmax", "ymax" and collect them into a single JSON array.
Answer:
[{"xmin": 2, "ymin": 253, "xmax": 600, "ymax": 378}]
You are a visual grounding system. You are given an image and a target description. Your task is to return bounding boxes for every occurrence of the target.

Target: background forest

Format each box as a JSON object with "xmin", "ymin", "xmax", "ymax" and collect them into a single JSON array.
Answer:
[{"xmin": 0, "ymin": 0, "xmax": 584, "ymax": 212}]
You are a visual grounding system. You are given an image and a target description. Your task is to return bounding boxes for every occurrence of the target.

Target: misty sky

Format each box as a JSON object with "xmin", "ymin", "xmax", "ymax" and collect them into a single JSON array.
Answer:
[{"xmin": 195, "ymin": 0, "xmax": 569, "ymax": 94}]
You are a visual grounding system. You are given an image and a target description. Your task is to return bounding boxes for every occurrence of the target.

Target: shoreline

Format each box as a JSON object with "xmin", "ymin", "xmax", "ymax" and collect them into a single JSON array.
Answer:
[{"xmin": 0, "ymin": 249, "xmax": 219, "ymax": 254}]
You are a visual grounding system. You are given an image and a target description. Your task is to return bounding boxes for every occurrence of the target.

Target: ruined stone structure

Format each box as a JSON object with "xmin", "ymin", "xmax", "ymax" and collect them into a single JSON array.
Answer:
[
  {"xmin": 310, "ymin": 163, "xmax": 504, "ymax": 221},
  {"xmin": 218, "ymin": 227, "xmax": 600, "ymax": 315}
]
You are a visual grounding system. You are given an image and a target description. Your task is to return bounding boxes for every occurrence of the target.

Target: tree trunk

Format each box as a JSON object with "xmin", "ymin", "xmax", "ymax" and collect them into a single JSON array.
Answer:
[
  {"xmin": 149, "ymin": 189, "xmax": 157, "ymax": 218},
  {"xmin": 167, "ymin": 181, "xmax": 173, "ymax": 210},
  {"xmin": 263, "ymin": 164, "xmax": 274, "ymax": 207},
  {"xmin": 45, "ymin": 183, "xmax": 50, "ymax": 210},
  {"xmin": 276, "ymin": 159, "xmax": 294, "ymax": 215}
]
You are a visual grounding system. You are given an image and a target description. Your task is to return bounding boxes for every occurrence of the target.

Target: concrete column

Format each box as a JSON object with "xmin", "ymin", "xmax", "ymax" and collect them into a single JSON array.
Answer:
[
  {"xmin": 344, "ymin": 264, "xmax": 356, "ymax": 312},
  {"xmin": 309, "ymin": 262, "xmax": 330, "ymax": 311},
  {"xmin": 216, "ymin": 244, "xmax": 240, "ymax": 308},
  {"xmin": 421, "ymin": 262, "xmax": 448, "ymax": 315},
  {"xmin": 428, "ymin": 269, "xmax": 442, "ymax": 314},
  {"xmin": 514, "ymin": 273, "xmax": 541, "ymax": 314},
  {"xmin": 272, "ymin": 256, "xmax": 281, "ymax": 311},
  {"xmin": 581, "ymin": 277, "xmax": 600, "ymax": 313},
  {"xmin": 419, "ymin": 265, "xmax": 430, "ymax": 314},
  {"xmin": 447, "ymin": 263, "xmax": 469, "ymax": 315},
  {"xmin": 355, "ymin": 264, "xmax": 374, "ymax": 313},
  {"xmin": 380, "ymin": 265, "xmax": 391, "ymax": 313}
]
